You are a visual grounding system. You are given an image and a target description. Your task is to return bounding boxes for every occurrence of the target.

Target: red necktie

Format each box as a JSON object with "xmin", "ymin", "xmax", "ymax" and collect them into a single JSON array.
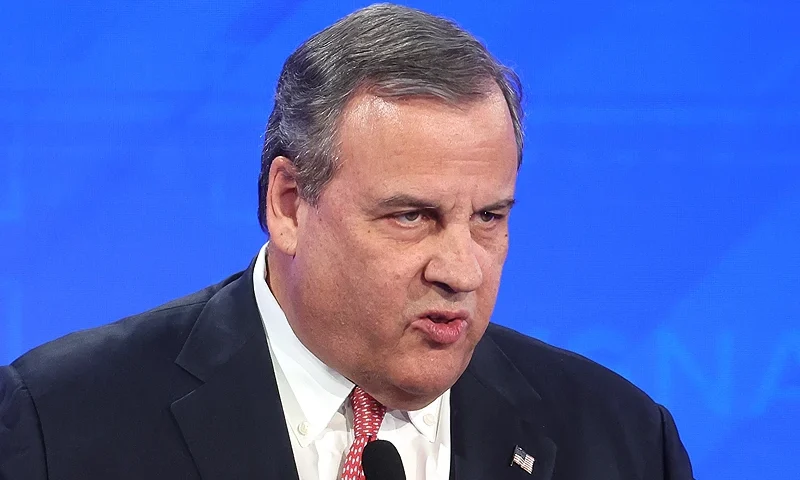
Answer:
[{"xmin": 341, "ymin": 387, "xmax": 387, "ymax": 480}]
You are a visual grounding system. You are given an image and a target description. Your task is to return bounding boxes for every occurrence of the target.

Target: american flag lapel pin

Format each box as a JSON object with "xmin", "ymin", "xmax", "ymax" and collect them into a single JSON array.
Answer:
[{"xmin": 510, "ymin": 445, "xmax": 535, "ymax": 474}]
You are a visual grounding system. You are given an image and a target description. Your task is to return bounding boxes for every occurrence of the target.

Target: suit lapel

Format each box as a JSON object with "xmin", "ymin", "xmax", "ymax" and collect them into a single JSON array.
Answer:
[
  {"xmin": 170, "ymin": 261, "xmax": 299, "ymax": 480},
  {"xmin": 450, "ymin": 335, "xmax": 557, "ymax": 480}
]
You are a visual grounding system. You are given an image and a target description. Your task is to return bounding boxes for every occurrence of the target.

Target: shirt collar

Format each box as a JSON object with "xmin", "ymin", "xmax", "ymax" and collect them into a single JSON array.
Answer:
[
  {"xmin": 253, "ymin": 243, "xmax": 445, "ymax": 445},
  {"xmin": 404, "ymin": 392, "xmax": 446, "ymax": 442}
]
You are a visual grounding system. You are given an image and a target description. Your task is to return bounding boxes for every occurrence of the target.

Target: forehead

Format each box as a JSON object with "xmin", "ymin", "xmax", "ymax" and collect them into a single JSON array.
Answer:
[{"xmin": 333, "ymin": 91, "xmax": 518, "ymax": 198}]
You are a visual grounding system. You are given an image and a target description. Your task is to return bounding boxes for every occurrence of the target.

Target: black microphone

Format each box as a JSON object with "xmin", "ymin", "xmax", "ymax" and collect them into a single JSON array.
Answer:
[{"xmin": 362, "ymin": 439, "xmax": 406, "ymax": 480}]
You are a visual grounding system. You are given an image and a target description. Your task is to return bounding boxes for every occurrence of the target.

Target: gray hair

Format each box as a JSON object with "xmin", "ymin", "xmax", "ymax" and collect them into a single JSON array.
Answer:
[{"xmin": 258, "ymin": 3, "xmax": 523, "ymax": 232}]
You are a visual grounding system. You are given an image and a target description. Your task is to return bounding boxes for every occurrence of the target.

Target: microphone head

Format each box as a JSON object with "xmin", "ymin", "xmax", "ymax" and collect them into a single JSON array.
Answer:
[{"xmin": 362, "ymin": 439, "xmax": 406, "ymax": 480}]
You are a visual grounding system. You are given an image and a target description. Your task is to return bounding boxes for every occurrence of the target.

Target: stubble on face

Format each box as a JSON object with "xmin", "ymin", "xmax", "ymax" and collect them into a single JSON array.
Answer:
[{"xmin": 274, "ymin": 88, "xmax": 519, "ymax": 410}]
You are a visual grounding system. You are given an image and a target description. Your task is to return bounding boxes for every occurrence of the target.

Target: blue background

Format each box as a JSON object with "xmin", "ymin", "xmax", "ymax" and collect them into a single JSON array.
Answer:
[{"xmin": 2, "ymin": 1, "xmax": 798, "ymax": 477}]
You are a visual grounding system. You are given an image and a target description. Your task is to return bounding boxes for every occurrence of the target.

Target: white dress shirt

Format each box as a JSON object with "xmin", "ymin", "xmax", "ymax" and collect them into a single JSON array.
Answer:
[{"xmin": 252, "ymin": 244, "xmax": 452, "ymax": 480}]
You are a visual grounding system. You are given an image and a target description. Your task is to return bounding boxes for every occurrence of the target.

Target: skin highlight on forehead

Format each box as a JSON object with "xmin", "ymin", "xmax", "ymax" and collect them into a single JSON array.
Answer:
[
  {"xmin": 337, "ymin": 91, "xmax": 516, "ymax": 163},
  {"xmin": 331, "ymin": 91, "xmax": 519, "ymax": 213}
]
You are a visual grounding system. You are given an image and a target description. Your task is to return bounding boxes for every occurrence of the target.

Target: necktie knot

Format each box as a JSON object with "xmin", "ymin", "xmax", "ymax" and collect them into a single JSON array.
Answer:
[{"xmin": 350, "ymin": 387, "xmax": 386, "ymax": 438}]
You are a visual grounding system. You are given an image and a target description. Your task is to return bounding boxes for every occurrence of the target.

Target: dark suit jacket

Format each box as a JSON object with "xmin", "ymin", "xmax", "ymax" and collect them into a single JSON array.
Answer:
[{"xmin": 0, "ymin": 262, "xmax": 693, "ymax": 479}]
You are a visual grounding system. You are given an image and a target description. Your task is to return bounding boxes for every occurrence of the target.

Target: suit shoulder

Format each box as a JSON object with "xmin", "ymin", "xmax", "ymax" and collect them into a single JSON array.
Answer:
[
  {"xmin": 10, "ymin": 272, "xmax": 243, "ymax": 394},
  {"xmin": 485, "ymin": 323, "xmax": 657, "ymax": 409}
]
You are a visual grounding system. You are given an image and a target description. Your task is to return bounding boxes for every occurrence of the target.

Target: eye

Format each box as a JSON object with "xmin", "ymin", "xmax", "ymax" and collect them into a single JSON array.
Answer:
[
  {"xmin": 394, "ymin": 210, "xmax": 425, "ymax": 225},
  {"xmin": 477, "ymin": 211, "xmax": 503, "ymax": 223}
]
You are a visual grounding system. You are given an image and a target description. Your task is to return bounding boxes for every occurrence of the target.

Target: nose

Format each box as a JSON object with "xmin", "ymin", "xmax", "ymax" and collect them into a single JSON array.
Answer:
[{"xmin": 423, "ymin": 225, "xmax": 483, "ymax": 294}]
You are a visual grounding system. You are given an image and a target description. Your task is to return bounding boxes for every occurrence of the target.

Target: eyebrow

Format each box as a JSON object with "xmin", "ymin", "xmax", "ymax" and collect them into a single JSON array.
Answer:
[
  {"xmin": 376, "ymin": 194, "xmax": 516, "ymax": 212},
  {"xmin": 377, "ymin": 194, "xmax": 439, "ymax": 211},
  {"xmin": 481, "ymin": 198, "xmax": 516, "ymax": 212}
]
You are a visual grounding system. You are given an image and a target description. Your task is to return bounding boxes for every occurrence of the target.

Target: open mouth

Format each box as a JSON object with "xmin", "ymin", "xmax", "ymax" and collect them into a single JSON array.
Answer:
[
  {"xmin": 414, "ymin": 311, "xmax": 469, "ymax": 344},
  {"xmin": 427, "ymin": 313, "xmax": 456, "ymax": 323}
]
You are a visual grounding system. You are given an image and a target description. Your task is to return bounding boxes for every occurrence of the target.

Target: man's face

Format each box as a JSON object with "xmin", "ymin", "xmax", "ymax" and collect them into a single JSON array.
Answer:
[{"xmin": 287, "ymin": 90, "xmax": 518, "ymax": 409}]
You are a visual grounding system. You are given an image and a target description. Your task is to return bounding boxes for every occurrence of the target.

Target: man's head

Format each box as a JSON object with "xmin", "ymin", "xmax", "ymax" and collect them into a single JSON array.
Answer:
[{"xmin": 261, "ymin": 3, "xmax": 523, "ymax": 410}]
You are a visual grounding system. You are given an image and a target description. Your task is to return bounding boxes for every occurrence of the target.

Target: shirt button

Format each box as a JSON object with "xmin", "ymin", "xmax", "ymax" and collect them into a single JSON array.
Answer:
[
  {"xmin": 297, "ymin": 421, "xmax": 309, "ymax": 436},
  {"xmin": 423, "ymin": 414, "xmax": 435, "ymax": 426}
]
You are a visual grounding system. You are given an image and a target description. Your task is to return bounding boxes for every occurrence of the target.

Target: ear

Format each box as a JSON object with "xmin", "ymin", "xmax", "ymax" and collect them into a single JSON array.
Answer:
[{"xmin": 265, "ymin": 156, "xmax": 302, "ymax": 256}]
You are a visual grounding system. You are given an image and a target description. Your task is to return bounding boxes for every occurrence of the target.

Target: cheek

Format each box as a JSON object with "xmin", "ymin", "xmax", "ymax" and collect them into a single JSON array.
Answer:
[
  {"xmin": 351, "ymin": 229, "xmax": 431, "ymax": 282},
  {"xmin": 322, "ymin": 246, "xmax": 420, "ymax": 319}
]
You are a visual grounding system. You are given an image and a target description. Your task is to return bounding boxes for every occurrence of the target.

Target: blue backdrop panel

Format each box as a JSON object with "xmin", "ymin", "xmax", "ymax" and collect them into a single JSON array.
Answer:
[{"xmin": 1, "ymin": 1, "xmax": 798, "ymax": 478}]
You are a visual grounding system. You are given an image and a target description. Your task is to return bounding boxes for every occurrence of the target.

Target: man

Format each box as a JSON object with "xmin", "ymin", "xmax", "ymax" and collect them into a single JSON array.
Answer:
[{"xmin": 0, "ymin": 4, "xmax": 693, "ymax": 479}]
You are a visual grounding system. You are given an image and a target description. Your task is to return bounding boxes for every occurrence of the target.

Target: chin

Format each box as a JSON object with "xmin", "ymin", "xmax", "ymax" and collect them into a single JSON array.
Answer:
[
  {"xmin": 394, "ymin": 370, "xmax": 462, "ymax": 401},
  {"xmin": 389, "ymin": 387, "xmax": 448, "ymax": 411}
]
